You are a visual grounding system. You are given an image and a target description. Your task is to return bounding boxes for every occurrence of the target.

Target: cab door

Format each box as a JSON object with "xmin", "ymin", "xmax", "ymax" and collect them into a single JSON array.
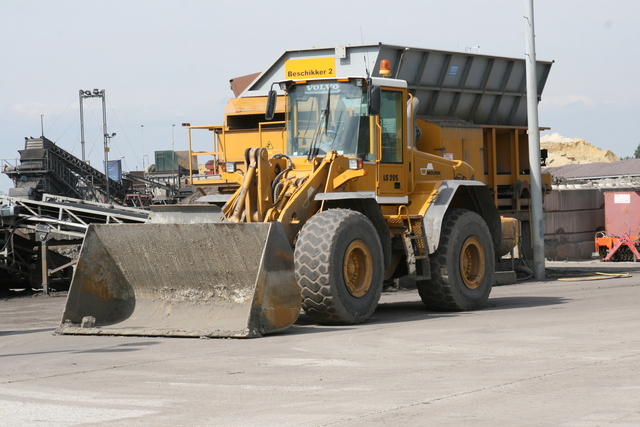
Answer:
[{"xmin": 376, "ymin": 89, "xmax": 407, "ymax": 199}]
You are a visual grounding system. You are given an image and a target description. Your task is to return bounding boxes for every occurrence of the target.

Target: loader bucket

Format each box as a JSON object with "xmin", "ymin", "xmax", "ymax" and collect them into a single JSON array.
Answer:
[{"xmin": 57, "ymin": 222, "xmax": 300, "ymax": 338}]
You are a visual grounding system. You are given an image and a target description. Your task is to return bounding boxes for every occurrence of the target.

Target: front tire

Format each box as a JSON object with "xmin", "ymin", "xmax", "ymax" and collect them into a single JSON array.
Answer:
[
  {"xmin": 294, "ymin": 209, "xmax": 384, "ymax": 325},
  {"xmin": 417, "ymin": 208, "xmax": 494, "ymax": 311}
]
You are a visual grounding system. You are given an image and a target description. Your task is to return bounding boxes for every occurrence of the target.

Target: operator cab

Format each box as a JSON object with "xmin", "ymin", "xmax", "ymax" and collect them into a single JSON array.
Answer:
[
  {"xmin": 268, "ymin": 76, "xmax": 409, "ymax": 197},
  {"xmin": 268, "ymin": 77, "xmax": 407, "ymax": 163},
  {"xmin": 282, "ymin": 79, "xmax": 372, "ymax": 160}
]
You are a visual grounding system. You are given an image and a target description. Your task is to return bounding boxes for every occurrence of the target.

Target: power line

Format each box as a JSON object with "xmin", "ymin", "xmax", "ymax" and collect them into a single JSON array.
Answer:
[
  {"xmin": 107, "ymin": 97, "xmax": 141, "ymax": 168},
  {"xmin": 45, "ymin": 94, "xmax": 77, "ymax": 138}
]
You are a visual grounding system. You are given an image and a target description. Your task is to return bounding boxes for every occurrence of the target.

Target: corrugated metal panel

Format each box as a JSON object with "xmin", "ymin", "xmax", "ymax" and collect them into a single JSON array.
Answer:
[
  {"xmin": 545, "ymin": 210, "xmax": 604, "ymax": 235},
  {"xmin": 543, "ymin": 188, "xmax": 604, "ymax": 212},
  {"xmin": 242, "ymin": 43, "xmax": 553, "ymax": 127}
]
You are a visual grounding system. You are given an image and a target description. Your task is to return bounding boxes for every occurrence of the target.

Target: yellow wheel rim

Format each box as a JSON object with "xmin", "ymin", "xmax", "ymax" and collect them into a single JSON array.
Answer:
[
  {"xmin": 343, "ymin": 240, "xmax": 373, "ymax": 297},
  {"xmin": 459, "ymin": 236, "xmax": 485, "ymax": 290}
]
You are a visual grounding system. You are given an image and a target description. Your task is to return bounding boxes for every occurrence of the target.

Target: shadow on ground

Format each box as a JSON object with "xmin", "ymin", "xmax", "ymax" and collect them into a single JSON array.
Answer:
[
  {"xmin": 288, "ymin": 292, "xmax": 568, "ymax": 336},
  {"xmin": 0, "ymin": 341, "xmax": 162, "ymax": 358},
  {"xmin": 0, "ymin": 328, "xmax": 57, "ymax": 337},
  {"xmin": 0, "ymin": 288, "xmax": 67, "ymax": 300}
]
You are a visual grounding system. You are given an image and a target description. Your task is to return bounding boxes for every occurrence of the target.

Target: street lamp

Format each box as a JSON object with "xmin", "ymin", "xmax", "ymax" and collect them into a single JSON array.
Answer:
[{"xmin": 172, "ymin": 124, "xmax": 175, "ymax": 152}]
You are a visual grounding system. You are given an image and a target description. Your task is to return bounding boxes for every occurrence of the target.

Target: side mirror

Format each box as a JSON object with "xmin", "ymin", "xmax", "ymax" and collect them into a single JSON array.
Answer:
[
  {"xmin": 367, "ymin": 85, "xmax": 381, "ymax": 116},
  {"xmin": 265, "ymin": 89, "xmax": 277, "ymax": 121}
]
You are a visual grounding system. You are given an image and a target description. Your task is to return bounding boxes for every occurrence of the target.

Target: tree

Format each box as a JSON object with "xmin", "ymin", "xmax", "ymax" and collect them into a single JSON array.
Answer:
[{"xmin": 635, "ymin": 143, "xmax": 640, "ymax": 159}]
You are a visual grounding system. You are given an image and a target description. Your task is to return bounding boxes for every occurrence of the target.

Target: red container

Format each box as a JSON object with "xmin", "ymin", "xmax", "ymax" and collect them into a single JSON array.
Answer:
[{"xmin": 604, "ymin": 191, "xmax": 640, "ymax": 236}]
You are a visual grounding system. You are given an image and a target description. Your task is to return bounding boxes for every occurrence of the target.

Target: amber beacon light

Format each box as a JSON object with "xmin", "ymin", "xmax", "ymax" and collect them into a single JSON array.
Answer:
[{"xmin": 379, "ymin": 59, "xmax": 392, "ymax": 77}]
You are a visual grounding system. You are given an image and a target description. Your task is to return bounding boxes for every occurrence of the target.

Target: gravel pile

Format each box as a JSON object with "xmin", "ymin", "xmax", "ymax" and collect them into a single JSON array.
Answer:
[{"xmin": 540, "ymin": 133, "xmax": 639, "ymax": 187}]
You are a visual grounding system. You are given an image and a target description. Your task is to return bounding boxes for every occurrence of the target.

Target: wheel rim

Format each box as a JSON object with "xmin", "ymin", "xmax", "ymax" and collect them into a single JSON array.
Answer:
[
  {"xmin": 459, "ymin": 236, "xmax": 485, "ymax": 290},
  {"xmin": 343, "ymin": 240, "xmax": 373, "ymax": 297}
]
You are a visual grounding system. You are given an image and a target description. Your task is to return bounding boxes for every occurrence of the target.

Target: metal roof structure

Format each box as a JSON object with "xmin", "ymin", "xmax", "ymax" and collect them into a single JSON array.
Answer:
[
  {"xmin": 243, "ymin": 43, "xmax": 553, "ymax": 127},
  {"xmin": 544, "ymin": 159, "xmax": 640, "ymax": 181}
]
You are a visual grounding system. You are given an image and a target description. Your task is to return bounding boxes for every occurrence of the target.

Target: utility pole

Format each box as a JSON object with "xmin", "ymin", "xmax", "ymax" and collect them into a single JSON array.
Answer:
[{"xmin": 524, "ymin": 0, "xmax": 545, "ymax": 280}]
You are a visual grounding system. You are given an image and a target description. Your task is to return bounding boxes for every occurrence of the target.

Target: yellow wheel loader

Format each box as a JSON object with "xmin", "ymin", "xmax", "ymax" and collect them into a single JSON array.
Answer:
[{"xmin": 58, "ymin": 72, "xmax": 517, "ymax": 338}]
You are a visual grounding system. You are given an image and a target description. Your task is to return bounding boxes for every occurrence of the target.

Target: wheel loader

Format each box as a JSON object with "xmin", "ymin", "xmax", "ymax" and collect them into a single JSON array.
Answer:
[{"xmin": 57, "ymin": 69, "xmax": 518, "ymax": 338}]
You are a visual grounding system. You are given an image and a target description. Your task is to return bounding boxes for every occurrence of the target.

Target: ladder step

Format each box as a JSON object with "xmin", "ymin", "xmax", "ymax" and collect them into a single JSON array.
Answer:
[
  {"xmin": 407, "ymin": 235, "xmax": 424, "ymax": 240},
  {"xmin": 415, "ymin": 255, "xmax": 429, "ymax": 260},
  {"xmin": 415, "ymin": 275, "xmax": 430, "ymax": 281}
]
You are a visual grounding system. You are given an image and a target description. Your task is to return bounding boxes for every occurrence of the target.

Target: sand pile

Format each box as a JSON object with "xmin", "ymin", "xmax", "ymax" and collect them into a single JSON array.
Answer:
[{"xmin": 541, "ymin": 133, "xmax": 619, "ymax": 167}]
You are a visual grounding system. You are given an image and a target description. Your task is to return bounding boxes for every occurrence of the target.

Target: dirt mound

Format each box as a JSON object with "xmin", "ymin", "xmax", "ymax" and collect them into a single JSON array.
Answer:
[
  {"xmin": 541, "ymin": 133, "xmax": 619, "ymax": 167},
  {"xmin": 179, "ymin": 185, "xmax": 216, "ymax": 204}
]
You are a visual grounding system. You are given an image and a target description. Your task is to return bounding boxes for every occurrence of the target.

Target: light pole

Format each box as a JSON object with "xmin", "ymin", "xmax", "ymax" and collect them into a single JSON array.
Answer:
[
  {"xmin": 172, "ymin": 124, "xmax": 176, "ymax": 176},
  {"xmin": 79, "ymin": 91, "xmax": 85, "ymax": 162},
  {"xmin": 105, "ymin": 132, "xmax": 116, "ymax": 203},
  {"xmin": 79, "ymin": 89, "xmax": 106, "ymax": 164},
  {"xmin": 141, "ymin": 125, "xmax": 145, "ymax": 169}
]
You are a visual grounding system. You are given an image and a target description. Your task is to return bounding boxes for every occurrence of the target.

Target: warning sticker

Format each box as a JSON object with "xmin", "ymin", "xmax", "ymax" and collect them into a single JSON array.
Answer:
[{"xmin": 614, "ymin": 193, "xmax": 631, "ymax": 204}]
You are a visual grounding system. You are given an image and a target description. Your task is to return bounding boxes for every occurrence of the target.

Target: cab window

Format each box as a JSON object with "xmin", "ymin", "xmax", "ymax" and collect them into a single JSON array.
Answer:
[{"xmin": 380, "ymin": 90, "xmax": 403, "ymax": 163}]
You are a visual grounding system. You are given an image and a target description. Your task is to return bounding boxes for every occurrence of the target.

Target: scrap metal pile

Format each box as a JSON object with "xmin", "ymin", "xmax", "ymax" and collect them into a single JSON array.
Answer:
[{"xmin": 0, "ymin": 194, "xmax": 148, "ymax": 292}]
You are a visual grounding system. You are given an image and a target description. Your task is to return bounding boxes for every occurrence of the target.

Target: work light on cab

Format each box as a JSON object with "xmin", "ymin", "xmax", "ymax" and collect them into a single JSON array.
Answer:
[{"xmin": 348, "ymin": 158, "xmax": 363, "ymax": 170}]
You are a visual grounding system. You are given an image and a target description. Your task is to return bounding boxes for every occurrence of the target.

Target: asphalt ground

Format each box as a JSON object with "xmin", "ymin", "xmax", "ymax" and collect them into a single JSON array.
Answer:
[{"xmin": 1, "ymin": 261, "xmax": 639, "ymax": 426}]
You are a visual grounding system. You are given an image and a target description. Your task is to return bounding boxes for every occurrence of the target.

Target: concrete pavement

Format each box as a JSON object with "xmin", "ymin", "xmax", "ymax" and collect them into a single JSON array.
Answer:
[{"xmin": 1, "ymin": 262, "xmax": 639, "ymax": 426}]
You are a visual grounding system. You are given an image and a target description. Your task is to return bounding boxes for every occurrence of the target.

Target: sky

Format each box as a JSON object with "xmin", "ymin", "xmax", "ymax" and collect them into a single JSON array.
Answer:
[{"xmin": 1, "ymin": 0, "xmax": 639, "ymax": 193}]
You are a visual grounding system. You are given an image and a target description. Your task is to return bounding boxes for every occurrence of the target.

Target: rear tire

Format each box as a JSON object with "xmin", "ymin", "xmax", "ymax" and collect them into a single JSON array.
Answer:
[
  {"xmin": 417, "ymin": 209, "xmax": 494, "ymax": 311},
  {"xmin": 294, "ymin": 209, "xmax": 383, "ymax": 325}
]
